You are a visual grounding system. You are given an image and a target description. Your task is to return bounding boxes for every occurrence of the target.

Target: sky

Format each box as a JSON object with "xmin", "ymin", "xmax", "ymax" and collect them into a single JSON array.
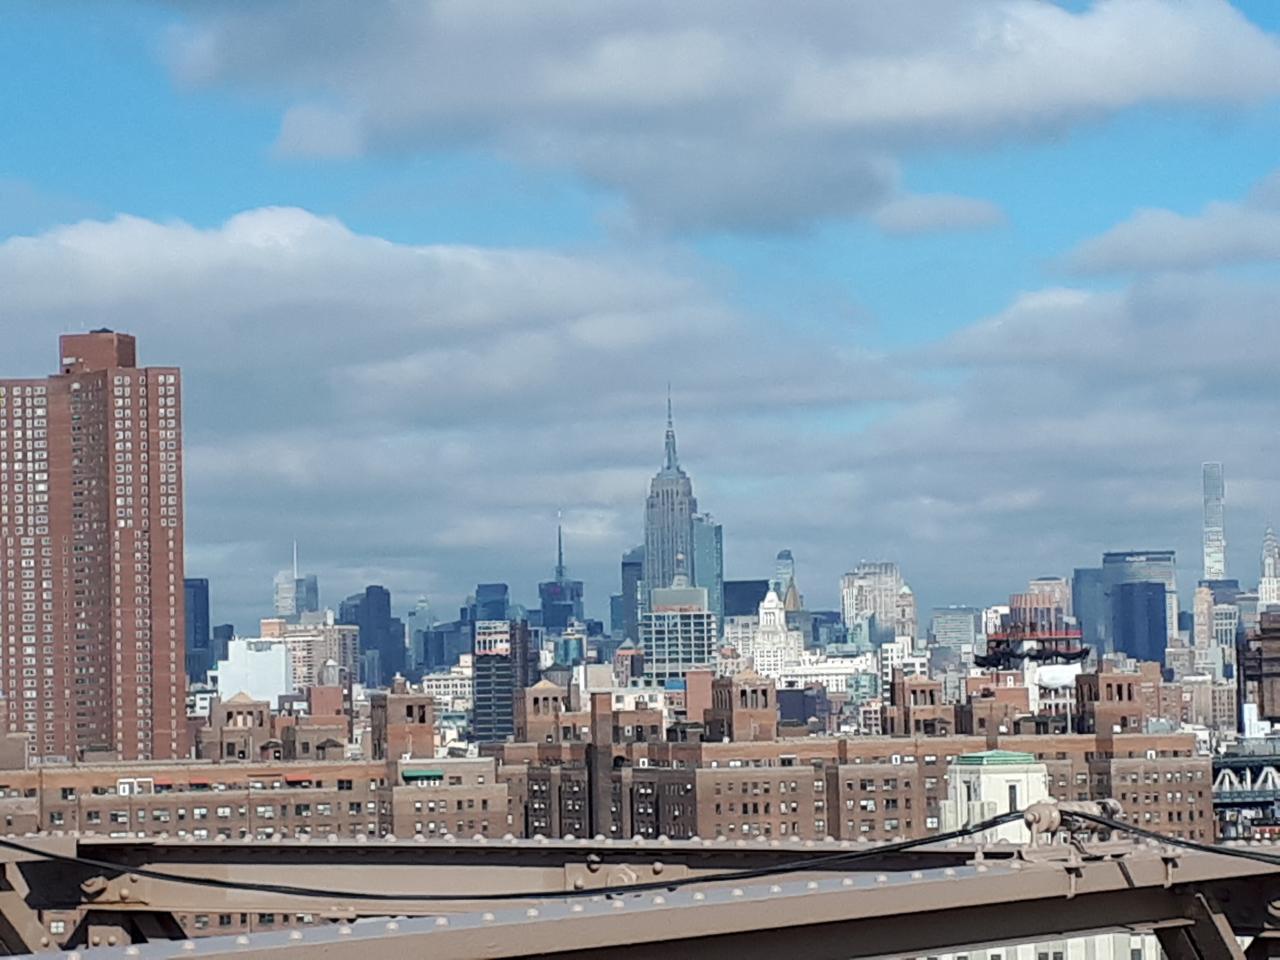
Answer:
[{"xmin": 3, "ymin": 0, "xmax": 1280, "ymax": 630}]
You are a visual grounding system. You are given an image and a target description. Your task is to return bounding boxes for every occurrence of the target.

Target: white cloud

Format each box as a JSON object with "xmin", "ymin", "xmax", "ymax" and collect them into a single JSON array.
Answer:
[
  {"xmin": 161, "ymin": 0, "xmax": 1280, "ymax": 232},
  {"xmin": 0, "ymin": 208, "xmax": 902, "ymax": 624},
  {"xmin": 7, "ymin": 204, "xmax": 1280, "ymax": 628},
  {"xmin": 1066, "ymin": 194, "xmax": 1280, "ymax": 273},
  {"xmin": 872, "ymin": 193, "xmax": 1005, "ymax": 235}
]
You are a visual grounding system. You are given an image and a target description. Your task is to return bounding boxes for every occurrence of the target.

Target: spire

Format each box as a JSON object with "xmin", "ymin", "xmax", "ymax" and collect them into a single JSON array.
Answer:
[
  {"xmin": 664, "ymin": 383, "xmax": 679, "ymax": 470},
  {"xmin": 555, "ymin": 511, "xmax": 566, "ymax": 582},
  {"xmin": 292, "ymin": 540, "xmax": 298, "ymax": 580}
]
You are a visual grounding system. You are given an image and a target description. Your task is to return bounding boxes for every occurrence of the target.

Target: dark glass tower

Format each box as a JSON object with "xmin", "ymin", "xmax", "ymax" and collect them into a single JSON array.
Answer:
[{"xmin": 183, "ymin": 578, "xmax": 211, "ymax": 682}]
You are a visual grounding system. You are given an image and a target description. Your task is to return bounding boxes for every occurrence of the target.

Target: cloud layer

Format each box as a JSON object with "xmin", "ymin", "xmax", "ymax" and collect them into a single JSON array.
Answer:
[
  {"xmin": 163, "ymin": 0, "xmax": 1280, "ymax": 232},
  {"xmin": 1066, "ymin": 168, "xmax": 1280, "ymax": 273},
  {"xmin": 6, "ymin": 205, "xmax": 1280, "ymax": 627},
  {"xmin": 0, "ymin": 208, "xmax": 898, "ymax": 624}
]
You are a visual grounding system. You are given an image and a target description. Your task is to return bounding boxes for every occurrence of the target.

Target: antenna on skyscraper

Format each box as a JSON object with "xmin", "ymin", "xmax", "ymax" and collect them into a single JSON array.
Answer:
[
  {"xmin": 292, "ymin": 540, "xmax": 298, "ymax": 580},
  {"xmin": 663, "ymin": 382, "xmax": 679, "ymax": 470},
  {"xmin": 556, "ymin": 511, "xmax": 566, "ymax": 581}
]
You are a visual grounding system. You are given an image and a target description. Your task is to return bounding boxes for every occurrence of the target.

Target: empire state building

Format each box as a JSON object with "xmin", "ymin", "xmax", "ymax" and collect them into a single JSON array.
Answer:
[{"xmin": 643, "ymin": 397, "xmax": 697, "ymax": 604}]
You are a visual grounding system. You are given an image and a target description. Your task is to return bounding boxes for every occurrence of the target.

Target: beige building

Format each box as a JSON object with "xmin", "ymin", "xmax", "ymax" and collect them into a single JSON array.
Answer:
[{"xmin": 260, "ymin": 614, "xmax": 358, "ymax": 686}]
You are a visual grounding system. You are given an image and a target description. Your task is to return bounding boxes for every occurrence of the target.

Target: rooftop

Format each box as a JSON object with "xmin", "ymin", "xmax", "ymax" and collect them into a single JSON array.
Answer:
[{"xmin": 954, "ymin": 749, "xmax": 1037, "ymax": 766}]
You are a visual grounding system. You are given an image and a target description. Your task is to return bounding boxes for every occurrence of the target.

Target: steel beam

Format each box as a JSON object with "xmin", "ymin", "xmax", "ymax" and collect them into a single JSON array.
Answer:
[{"xmin": 32, "ymin": 850, "xmax": 1280, "ymax": 960}]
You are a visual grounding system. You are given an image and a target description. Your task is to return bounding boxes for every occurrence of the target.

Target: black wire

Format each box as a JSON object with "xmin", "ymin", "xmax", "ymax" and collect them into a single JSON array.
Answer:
[
  {"xmin": 1071, "ymin": 811, "xmax": 1280, "ymax": 867},
  {"xmin": 0, "ymin": 811, "xmax": 1023, "ymax": 903}
]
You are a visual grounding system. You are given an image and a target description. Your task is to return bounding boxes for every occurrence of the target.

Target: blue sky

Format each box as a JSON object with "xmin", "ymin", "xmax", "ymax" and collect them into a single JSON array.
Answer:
[{"xmin": 4, "ymin": 1, "xmax": 1280, "ymax": 626}]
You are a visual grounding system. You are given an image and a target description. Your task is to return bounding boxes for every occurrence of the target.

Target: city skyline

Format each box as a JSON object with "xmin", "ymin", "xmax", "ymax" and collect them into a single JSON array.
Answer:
[
  {"xmin": 4, "ymin": 3, "xmax": 1280, "ymax": 630},
  {"xmin": 5, "ymin": 327, "xmax": 1270, "ymax": 639}
]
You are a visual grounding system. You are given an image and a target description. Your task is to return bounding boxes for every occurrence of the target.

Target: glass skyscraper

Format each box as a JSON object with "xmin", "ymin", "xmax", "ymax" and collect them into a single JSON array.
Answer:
[
  {"xmin": 1100, "ymin": 551, "xmax": 1178, "ymax": 653},
  {"xmin": 692, "ymin": 513, "xmax": 724, "ymax": 632}
]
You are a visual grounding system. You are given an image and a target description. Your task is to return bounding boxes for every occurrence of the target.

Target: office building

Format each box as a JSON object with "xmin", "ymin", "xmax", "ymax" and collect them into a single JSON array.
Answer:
[
  {"xmin": 538, "ymin": 520, "xmax": 584, "ymax": 632},
  {"xmin": 1101, "ymin": 551, "xmax": 1178, "ymax": 652},
  {"xmin": 473, "ymin": 583, "xmax": 510, "ymax": 623},
  {"xmin": 736, "ymin": 590, "xmax": 803, "ymax": 678},
  {"xmin": 211, "ymin": 624, "xmax": 235, "ymax": 665},
  {"xmin": 1072, "ymin": 567, "xmax": 1105, "ymax": 652},
  {"xmin": 472, "ymin": 620, "xmax": 538, "ymax": 742},
  {"xmin": 691, "ymin": 513, "xmax": 724, "ymax": 631},
  {"xmin": 640, "ymin": 560, "xmax": 716, "ymax": 684},
  {"xmin": 404, "ymin": 596, "xmax": 434, "ymax": 676},
  {"xmin": 620, "ymin": 546, "xmax": 644, "ymax": 643},
  {"xmin": 724, "ymin": 579, "xmax": 770, "ymax": 618},
  {"xmin": 272, "ymin": 543, "xmax": 318, "ymax": 620},
  {"xmin": 840, "ymin": 561, "xmax": 907, "ymax": 645},
  {"xmin": 609, "ymin": 593, "xmax": 625, "ymax": 638},
  {"xmin": 643, "ymin": 396, "xmax": 698, "ymax": 607},
  {"xmin": 341, "ymin": 585, "xmax": 402, "ymax": 686},
  {"xmin": 259, "ymin": 612, "xmax": 359, "ymax": 687},
  {"xmin": 184, "ymin": 578, "xmax": 211, "ymax": 682},
  {"xmin": 1203, "ymin": 462, "xmax": 1227, "ymax": 581},
  {"xmin": 930, "ymin": 607, "xmax": 982, "ymax": 654},
  {"xmin": 773, "ymin": 549, "xmax": 796, "ymax": 598},
  {"xmin": 0, "ymin": 330, "xmax": 186, "ymax": 761},
  {"xmin": 1110, "ymin": 582, "xmax": 1168, "ymax": 664},
  {"xmin": 273, "ymin": 573, "xmax": 319, "ymax": 620}
]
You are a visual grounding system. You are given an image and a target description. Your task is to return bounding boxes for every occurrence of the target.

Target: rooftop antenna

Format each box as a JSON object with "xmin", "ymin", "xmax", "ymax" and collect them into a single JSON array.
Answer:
[
  {"xmin": 556, "ymin": 511, "xmax": 566, "ymax": 582},
  {"xmin": 663, "ymin": 382, "xmax": 679, "ymax": 470}
]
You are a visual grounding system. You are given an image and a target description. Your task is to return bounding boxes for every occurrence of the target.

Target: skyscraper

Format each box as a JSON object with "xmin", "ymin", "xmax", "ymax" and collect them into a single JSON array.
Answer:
[
  {"xmin": 273, "ymin": 544, "xmax": 319, "ymax": 621},
  {"xmin": 691, "ymin": 513, "xmax": 723, "ymax": 632},
  {"xmin": 211, "ymin": 623, "xmax": 235, "ymax": 665},
  {"xmin": 1110, "ymin": 581, "xmax": 1168, "ymax": 663},
  {"xmin": 1100, "ymin": 551, "xmax": 1178, "ymax": 653},
  {"xmin": 471, "ymin": 619, "xmax": 537, "ymax": 742},
  {"xmin": 773, "ymin": 550, "xmax": 796, "ymax": 595},
  {"xmin": 929, "ymin": 606, "xmax": 982, "ymax": 655},
  {"xmin": 538, "ymin": 518, "xmax": 584, "ymax": 631},
  {"xmin": 473, "ymin": 583, "xmax": 510, "ymax": 622},
  {"xmin": 1072, "ymin": 567, "xmax": 1105, "ymax": 652},
  {"xmin": 1203, "ymin": 462, "xmax": 1227, "ymax": 581},
  {"xmin": 643, "ymin": 395, "xmax": 697, "ymax": 607},
  {"xmin": 620, "ymin": 546, "xmax": 644, "ymax": 643},
  {"xmin": 0, "ymin": 331, "xmax": 186, "ymax": 760},
  {"xmin": 184, "ymin": 577, "xmax": 211, "ymax": 682},
  {"xmin": 840, "ymin": 562, "xmax": 906, "ymax": 646},
  {"xmin": 640, "ymin": 557, "xmax": 716, "ymax": 684},
  {"xmin": 1259, "ymin": 526, "xmax": 1280, "ymax": 611},
  {"xmin": 723, "ymin": 579, "xmax": 771, "ymax": 618},
  {"xmin": 343, "ymin": 585, "xmax": 402, "ymax": 686},
  {"xmin": 774, "ymin": 549, "xmax": 804, "ymax": 611}
]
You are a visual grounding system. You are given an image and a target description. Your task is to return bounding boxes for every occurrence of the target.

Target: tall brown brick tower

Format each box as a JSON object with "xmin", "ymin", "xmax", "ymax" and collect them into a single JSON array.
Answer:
[{"xmin": 0, "ymin": 330, "xmax": 186, "ymax": 761}]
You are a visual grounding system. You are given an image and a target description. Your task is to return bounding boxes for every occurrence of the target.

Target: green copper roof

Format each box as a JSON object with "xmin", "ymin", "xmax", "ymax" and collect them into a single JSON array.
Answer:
[{"xmin": 954, "ymin": 750, "xmax": 1037, "ymax": 766}]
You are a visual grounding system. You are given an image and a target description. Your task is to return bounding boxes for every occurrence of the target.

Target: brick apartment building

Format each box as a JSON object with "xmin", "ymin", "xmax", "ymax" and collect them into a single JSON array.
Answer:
[
  {"xmin": 0, "ymin": 331, "xmax": 186, "ymax": 761},
  {"xmin": 0, "ymin": 669, "xmax": 1212, "ymax": 850}
]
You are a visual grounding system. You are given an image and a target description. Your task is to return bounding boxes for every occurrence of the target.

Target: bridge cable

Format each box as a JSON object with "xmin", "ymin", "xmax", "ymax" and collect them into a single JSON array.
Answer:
[{"xmin": 1069, "ymin": 810, "xmax": 1280, "ymax": 868}]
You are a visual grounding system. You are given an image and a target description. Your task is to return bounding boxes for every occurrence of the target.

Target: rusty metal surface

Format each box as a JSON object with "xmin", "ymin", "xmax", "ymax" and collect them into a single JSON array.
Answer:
[
  {"xmin": 20, "ymin": 845, "xmax": 1280, "ymax": 960},
  {"xmin": 2, "ymin": 832, "xmax": 1018, "ymax": 914},
  {"xmin": 0, "ymin": 830, "xmax": 1030, "ymax": 953}
]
